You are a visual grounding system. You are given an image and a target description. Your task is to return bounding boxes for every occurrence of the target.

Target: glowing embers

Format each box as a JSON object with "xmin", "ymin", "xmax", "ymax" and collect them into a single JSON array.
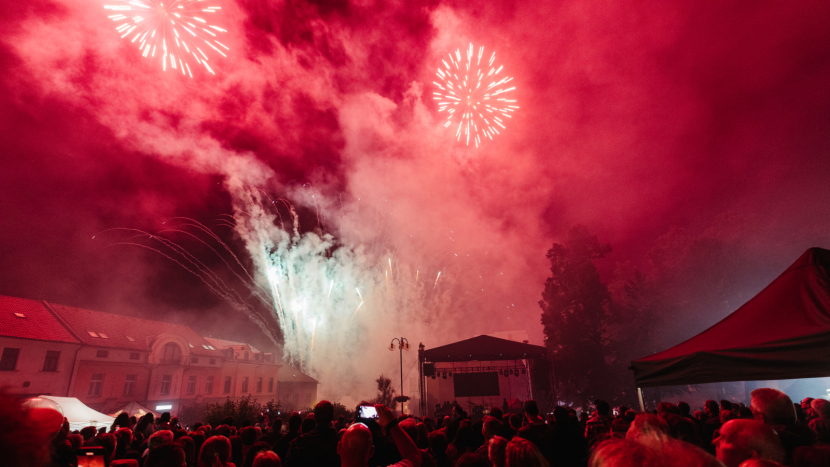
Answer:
[
  {"xmin": 433, "ymin": 43, "xmax": 519, "ymax": 147},
  {"xmin": 104, "ymin": 0, "xmax": 228, "ymax": 77}
]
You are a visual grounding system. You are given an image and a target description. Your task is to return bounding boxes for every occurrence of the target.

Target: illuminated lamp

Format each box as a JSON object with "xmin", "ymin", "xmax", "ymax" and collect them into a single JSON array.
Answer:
[
  {"xmin": 509, "ymin": 369, "xmax": 514, "ymax": 375},
  {"xmin": 442, "ymin": 371, "xmax": 447, "ymax": 379},
  {"xmin": 431, "ymin": 375, "xmax": 436, "ymax": 380}
]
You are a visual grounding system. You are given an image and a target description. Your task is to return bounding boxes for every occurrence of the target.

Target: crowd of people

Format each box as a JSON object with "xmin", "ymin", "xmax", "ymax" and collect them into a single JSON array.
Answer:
[{"xmin": 3, "ymin": 386, "xmax": 830, "ymax": 467}]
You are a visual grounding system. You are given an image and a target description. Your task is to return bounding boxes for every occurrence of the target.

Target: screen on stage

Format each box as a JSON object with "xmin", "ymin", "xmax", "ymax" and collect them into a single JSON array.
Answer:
[{"xmin": 453, "ymin": 372, "xmax": 500, "ymax": 397}]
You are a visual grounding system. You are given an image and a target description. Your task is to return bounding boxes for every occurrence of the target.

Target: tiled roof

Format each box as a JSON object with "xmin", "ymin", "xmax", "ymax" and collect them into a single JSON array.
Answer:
[
  {"xmin": 277, "ymin": 365, "xmax": 318, "ymax": 384},
  {"xmin": 47, "ymin": 302, "xmax": 224, "ymax": 357},
  {"xmin": 0, "ymin": 296, "xmax": 80, "ymax": 344},
  {"xmin": 205, "ymin": 337, "xmax": 261, "ymax": 353}
]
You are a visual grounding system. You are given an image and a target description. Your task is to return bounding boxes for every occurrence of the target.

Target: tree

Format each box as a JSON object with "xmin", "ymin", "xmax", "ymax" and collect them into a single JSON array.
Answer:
[
  {"xmin": 374, "ymin": 374, "xmax": 397, "ymax": 411},
  {"xmin": 539, "ymin": 225, "xmax": 615, "ymax": 409}
]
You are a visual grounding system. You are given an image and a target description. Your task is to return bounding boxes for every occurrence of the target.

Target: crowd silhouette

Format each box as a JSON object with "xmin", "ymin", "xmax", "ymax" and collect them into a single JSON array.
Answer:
[{"xmin": 4, "ymin": 386, "xmax": 830, "ymax": 467}]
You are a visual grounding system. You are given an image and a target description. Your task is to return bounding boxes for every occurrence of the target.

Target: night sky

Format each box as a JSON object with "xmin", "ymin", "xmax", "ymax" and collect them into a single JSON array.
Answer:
[{"xmin": 2, "ymin": 0, "xmax": 830, "ymax": 397}]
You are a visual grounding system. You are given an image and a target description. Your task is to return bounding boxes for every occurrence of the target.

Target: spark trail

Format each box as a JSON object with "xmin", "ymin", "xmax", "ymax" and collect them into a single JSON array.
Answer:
[{"xmin": 433, "ymin": 43, "xmax": 519, "ymax": 147}]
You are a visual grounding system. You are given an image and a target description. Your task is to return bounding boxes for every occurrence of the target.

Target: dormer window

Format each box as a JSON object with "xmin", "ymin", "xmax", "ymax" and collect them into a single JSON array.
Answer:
[
  {"xmin": 14, "ymin": 313, "xmax": 25, "ymax": 318},
  {"xmin": 161, "ymin": 342, "xmax": 182, "ymax": 364},
  {"xmin": 86, "ymin": 331, "xmax": 99, "ymax": 338},
  {"xmin": 125, "ymin": 336, "xmax": 136, "ymax": 342},
  {"xmin": 98, "ymin": 333, "xmax": 109, "ymax": 339}
]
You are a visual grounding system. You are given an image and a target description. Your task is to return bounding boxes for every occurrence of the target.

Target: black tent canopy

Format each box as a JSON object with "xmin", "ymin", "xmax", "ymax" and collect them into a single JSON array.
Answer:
[{"xmin": 630, "ymin": 248, "xmax": 830, "ymax": 406}]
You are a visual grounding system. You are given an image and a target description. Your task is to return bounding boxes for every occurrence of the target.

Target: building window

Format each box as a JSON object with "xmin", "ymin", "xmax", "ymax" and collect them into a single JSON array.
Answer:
[
  {"xmin": 42, "ymin": 351, "xmax": 60, "ymax": 372},
  {"xmin": 96, "ymin": 350, "xmax": 109, "ymax": 358},
  {"xmin": 89, "ymin": 374, "xmax": 103, "ymax": 397},
  {"xmin": 241, "ymin": 377, "xmax": 249, "ymax": 393},
  {"xmin": 256, "ymin": 377, "xmax": 263, "ymax": 393},
  {"xmin": 187, "ymin": 375, "xmax": 197, "ymax": 395},
  {"xmin": 190, "ymin": 356, "xmax": 199, "ymax": 364},
  {"xmin": 223, "ymin": 376, "xmax": 231, "ymax": 394},
  {"xmin": 0, "ymin": 348, "xmax": 20, "ymax": 371},
  {"xmin": 160, "ymin": 375, "xmax": 172, "ymax": 395},
  {"xmin": 124, "ymin": 374, "xmax": 136, "ymax": 396},
  {"xmin": 209, "ymin": 359, "xmax": 216, "ymax": 365},
  {"xmin": 161, "ymin": 343, "xmax": 181, "ymax": 364},
  {"xmin": 205, "ymin": 376, "xmax": 214, "ymax": 395},
  {"xmin": 268, "ymin": 377, "xmax": 274, "ymax": 393},
  {"xmin": 129, "ymin": 352, "xmax": 140, "ymax": 360}
]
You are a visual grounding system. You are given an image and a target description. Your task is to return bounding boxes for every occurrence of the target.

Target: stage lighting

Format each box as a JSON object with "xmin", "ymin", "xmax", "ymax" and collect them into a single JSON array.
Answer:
[
  {"xmin": 442, "ymin": 371, "xmax": 447, "ymax": 379},
  {"xmin": 499, "ymin": 370, "xmax": 503, "ymax": 375},
  {"xmin": 431, "ymin": 375, "xmax": 436, "ymax": 380},
  {"xmin": 448, "ymin": 371, "xmax": 453, "ymax": 377},
  {"xmin": 521, "ymin": 368, "xmax": 526, "ymax": 375},
  {"xmin": 509, "ymin": 369, "xmax": 514, "ymax": 375}
]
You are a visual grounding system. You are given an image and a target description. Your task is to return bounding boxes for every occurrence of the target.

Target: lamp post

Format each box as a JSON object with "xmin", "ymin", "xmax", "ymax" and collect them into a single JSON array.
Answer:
[{"xmin": 389, "ymin": 337, "xmax": 410, "ymax": 412}]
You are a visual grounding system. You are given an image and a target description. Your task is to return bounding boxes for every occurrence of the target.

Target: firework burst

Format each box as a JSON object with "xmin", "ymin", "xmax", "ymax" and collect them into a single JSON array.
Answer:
[
  {"xmin": 434, "ymin": 44, "xmax": 519, "ymax": 147},
  {"xmin": 104, "ymin": 0, "xmax": 228, "ymax": 77}
]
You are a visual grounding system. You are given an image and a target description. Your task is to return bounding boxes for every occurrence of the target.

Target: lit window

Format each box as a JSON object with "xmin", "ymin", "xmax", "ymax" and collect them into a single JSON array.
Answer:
[
  {"xmin": 208, "ymin": 345, "xmax": 216, "ymax": 350},
  {"xmin": 86, "ymin": 331, "xmax": 99, "ymax": 338},
  {"xmin": 202, "ymin": 345, "xmax": 209, "ymax": 350},
  {"xmin": 98, "ymin": 333, "xmax": 109, "ymax": 339},
  {"xmin": 14, "ymin": 313, "xmax": 25, "ymax": 318},
  {"xmin": 125, "ymin": 336, "xmax": 136, "ymax": 342},
  {"xmin": 189, "ymin": 343, "xmax": 194, "ymax": 348}
]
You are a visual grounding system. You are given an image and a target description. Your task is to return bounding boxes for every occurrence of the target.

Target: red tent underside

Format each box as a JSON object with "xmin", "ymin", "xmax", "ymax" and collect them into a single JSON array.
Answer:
[{"xmin": 631, "ymin": 248, "xmax": 830, "ymax": 388}]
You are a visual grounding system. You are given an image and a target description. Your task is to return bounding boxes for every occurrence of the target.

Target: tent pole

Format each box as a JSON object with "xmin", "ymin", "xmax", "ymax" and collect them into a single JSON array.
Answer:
[{"xmin": 637, "ymin": 387, "xmax": 645, "ymax": 411}]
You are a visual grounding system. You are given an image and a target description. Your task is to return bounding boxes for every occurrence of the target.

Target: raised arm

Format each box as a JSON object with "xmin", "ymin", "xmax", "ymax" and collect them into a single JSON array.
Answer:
[{"xmin": 376, "ymin": 405, "xmax": 422, "ymax": 467}]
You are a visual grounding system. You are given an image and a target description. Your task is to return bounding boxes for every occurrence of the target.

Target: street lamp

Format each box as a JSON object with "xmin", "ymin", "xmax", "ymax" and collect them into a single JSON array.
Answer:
[{"xmin": 390, "ymin": 337, "xmax": 410, "ymax": 412}]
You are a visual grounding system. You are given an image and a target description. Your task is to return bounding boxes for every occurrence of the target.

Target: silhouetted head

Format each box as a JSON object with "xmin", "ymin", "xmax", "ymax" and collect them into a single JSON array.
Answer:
[
  {"xmin": 751, "ymin": 388, "xmax": 796, "ymax": 426},
  {"xmin": 338, "ymin": 423, "xmax": 374, "ymax": 466},
  {"xmin": 713, "ymin": 419, "xmax": 784, "ymax": 467}
]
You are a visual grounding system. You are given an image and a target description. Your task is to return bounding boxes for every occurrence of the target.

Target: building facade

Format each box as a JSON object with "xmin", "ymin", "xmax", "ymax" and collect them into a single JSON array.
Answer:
[{"xmin": 0, "ymin": 295, "xmax": 316, "ymax": 416}]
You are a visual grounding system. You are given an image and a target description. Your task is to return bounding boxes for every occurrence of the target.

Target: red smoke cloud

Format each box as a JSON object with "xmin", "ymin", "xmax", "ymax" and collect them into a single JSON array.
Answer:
[{"xmin": 2, "ymin": 0, "xmax": 830, "ymax": 357}]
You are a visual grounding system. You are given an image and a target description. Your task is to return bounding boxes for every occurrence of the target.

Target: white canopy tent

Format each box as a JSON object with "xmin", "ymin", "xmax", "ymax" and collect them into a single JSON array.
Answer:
[{"xmin": 24, "ymin": 396, "xmax": 115, "ymax": 430}]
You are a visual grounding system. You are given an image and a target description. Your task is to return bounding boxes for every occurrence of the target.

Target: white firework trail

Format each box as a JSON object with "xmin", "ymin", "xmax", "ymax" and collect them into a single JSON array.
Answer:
[
  {"xmin": 433, "ymin": 43, "xmax": 519, "ymax": 147},
  {"xmin": 104, "ymin": 0, "xmax": 229, "ymax": 76}
]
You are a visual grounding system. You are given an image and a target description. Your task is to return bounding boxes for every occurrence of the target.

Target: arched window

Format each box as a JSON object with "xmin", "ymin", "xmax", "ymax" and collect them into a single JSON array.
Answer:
[{"xmin": 161, "ymin": 342, "xmax": 181, "ymax": 363}]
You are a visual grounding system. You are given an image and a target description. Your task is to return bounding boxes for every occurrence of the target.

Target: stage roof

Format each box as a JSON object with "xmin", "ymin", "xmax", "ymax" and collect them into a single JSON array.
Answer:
[
  {"xmin": 422, "ymin": 335, "xmax": 546, "ymax": 363},
  {"xmin": 632, "ymin": 247, "xmax": 830, "ymax": 388}
]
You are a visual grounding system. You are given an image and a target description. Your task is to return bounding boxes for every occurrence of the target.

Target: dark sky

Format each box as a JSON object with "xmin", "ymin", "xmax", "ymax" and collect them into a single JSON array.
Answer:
[{"xmin": 2, "ymin": 0, "xmax": 830, "ymax": 391}]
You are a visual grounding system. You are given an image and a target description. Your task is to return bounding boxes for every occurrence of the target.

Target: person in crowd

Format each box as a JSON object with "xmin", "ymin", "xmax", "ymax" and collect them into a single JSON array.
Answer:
[
  {"xmin": 274, "ymin": 413, "xmax": 302, "ymax": 461},
  {"xmin": 801, "ymin": 398, "xmax": 816, "ymax": 421},
  {"xmin": 190, "ymin": 431, "xmax": 207, "ymax": 461},
  {"xmin": 750, "ymin": 388, "xmax": 817, "ymax": 463},
  {"xmin": 585, "ymin": 400, "xmax": 613, "ymax": 446},
  {"xmin": 516, "ymin": 400, "xmax": 552, "ymax": 462},
  {"xmin": 285, "ymin": 400, "xmax": 340, "ymax": 467},
  {"xmin": 252, "ymin": 450, "xmax": 282, "ymax": 467},
  {"xmin": 113, "ymin": 413, "xmax": 132, "ymax": 432},
  {"xmin": 476, "ymin": 416, "xmax": 503, "ymax": 461},
  {"xmin": 146, "ymin": 441, "xmax": 187, "ymax": 467},
  {"xmin": 447, "ymin": 419, "xmax": 476, "ymax": 462},
  {"xmin": 243, "ymin": 441, "xmax": 273, "ymax": 467},
  {"xmin": 713, "ymin": 419, "xmax": 785, "ymax": 467},
  {"xmin": 589, "ymin": 437, "xmax": 661, "ymax": 467},
  {"xmin": 626, "ymin": 413, "xmax": 669, "ymax": 444},
  {"xmin": 457, "ymin": 452, "xmax": 490, "ymax": 467},
  {"xmin": 428, "ymin": 430, "xmax": 452, "ymax": 467},
  {"xmin": 240, "ymin": 426, "xmax": 259, "ymax": 461},
  {"xmin": 549, "ymin": 406, "xmax": 587, "ymax": 467},
  {"xmin": 337, "ymin": 404, "xmax": 422, "ymax": 467},
  {"xmin": 416, "ymin": 422, "xmax": 431, "ymax": 450},
  {"xmin": 176, "ymin": 435, "xmax": 196, "ymax": 467},
  {"xmin": 807, "ymin": 398, "xmax": 830, "ymax": 443},
  {"xmin": 198, "ymin": 436, "xmax": 233, "ymax": 467},
  {"xmin": 230, "ymin": 435, "xmax": 244, "ymax": 466},
  {"xmin": 505, "ymin": 436, "xmax": 548, "ymax": 467},
  {"xmin": 300, "ymin": 417, "xmax": 316, "ymax": 435},
  {"xmin": 503, "ymin": 414, "xmax": 521, "ymax": 441},
  {"xmin": 263, "ymin": 418, "xmax": 283, "ymax": 446},
  {"xmin": 488, "ymin": 436, "xmax": 508, "ymax": 467},
  {"xmin": 793, "ymin": 445, "xmax": 830, "ymax": 467}
]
